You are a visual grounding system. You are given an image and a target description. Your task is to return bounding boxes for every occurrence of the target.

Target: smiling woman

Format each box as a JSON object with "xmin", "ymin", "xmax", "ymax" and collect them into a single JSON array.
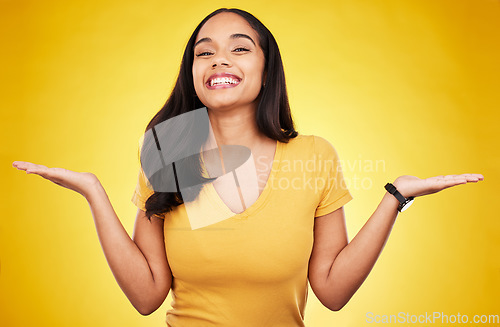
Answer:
[{"xmin": 11, "ymin": 6, "xmax": 484, "ymax": 327}]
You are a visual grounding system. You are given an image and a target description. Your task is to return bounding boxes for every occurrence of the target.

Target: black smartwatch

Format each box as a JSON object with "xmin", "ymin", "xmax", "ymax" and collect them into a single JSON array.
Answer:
[{"xmin": 384, "ymin": 183, "xmax": 414, "ymax": 212}]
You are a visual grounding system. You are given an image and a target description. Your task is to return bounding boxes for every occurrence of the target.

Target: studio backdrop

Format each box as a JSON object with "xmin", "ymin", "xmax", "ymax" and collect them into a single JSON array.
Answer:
[{"xmin": 1, "ymin": 0, "xmax": 498, "ymax": 326}]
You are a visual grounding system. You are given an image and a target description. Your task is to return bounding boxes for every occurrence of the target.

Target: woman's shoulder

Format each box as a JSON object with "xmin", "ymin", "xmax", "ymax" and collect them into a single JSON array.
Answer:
[
  {"xmin": 286, "ymin": 134, "xmax": 337, "ymax": 152},
  {"xmin": 282, "ymin": 134, "xmax": 342, "ymax": 163}
]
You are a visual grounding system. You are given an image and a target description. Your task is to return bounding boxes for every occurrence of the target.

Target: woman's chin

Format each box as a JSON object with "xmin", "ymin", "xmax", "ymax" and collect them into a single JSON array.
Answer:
[
  {"xmin": 201, "ymin": 96, "xmax": 261, "ymax": 113},
  {"xmin": 203, "ymin": 99, "xmax": 244, "ymax": 111}
]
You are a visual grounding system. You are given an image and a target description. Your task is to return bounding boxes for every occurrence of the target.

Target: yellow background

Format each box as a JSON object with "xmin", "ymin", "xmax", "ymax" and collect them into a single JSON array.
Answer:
[{"xmin": 1, "ymin": 0, "xmax": 498, "ymax": 326}]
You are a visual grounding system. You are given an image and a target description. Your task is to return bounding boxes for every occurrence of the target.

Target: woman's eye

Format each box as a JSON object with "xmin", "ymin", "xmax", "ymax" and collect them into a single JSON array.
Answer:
[
  {"xmin": 233, "ymin": 47, "xmax": 250, "ymax": 53},
  {"xmin": 196, "ymin": 51, "xmax": 213, "ymax": 57}
]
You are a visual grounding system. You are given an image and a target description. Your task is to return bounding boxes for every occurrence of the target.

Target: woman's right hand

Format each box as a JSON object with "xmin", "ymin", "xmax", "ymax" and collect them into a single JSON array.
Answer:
[{"xmin": 12, "ymin": 161, "xmax": 100, "ymax": 198}]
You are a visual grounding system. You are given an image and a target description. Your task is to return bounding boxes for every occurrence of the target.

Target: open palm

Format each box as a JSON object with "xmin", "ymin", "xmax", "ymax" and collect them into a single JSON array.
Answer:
[
  {"xmin": 12, "ymin": 161, "xmax": 99, "ymax": 198},
  {"xmin": 394, "ymin": 174, "xmax": 484, "ymax": 198}
]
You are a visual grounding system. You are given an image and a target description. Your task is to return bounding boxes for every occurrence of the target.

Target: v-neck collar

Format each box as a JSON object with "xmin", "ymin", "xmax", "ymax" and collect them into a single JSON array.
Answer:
[{"xmin": 205, "ymin": 139, "xmax": 283, "ymax": 219}]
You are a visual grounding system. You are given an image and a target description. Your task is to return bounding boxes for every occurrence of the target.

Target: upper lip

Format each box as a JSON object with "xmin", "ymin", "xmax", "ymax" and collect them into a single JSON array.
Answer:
[{"xmin": 206, "ymin": 72, "xmax": 242, "ymax": 85}]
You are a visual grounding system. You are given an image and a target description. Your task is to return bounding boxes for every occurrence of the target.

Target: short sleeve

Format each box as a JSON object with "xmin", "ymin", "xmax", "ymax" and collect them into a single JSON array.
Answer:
[{"xmin": 313, "ymin": 136, "xmax": 353, "ymax": 217}]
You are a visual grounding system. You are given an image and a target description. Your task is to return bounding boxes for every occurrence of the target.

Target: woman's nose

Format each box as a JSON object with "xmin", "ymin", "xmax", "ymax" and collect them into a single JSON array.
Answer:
[
  {"xmin": 211, "ymin": 53, "xmax": 231, "ymax": 68},
  {"xmin": 212, "ymin": 62, "xmax": 229, "ymax": 67}
]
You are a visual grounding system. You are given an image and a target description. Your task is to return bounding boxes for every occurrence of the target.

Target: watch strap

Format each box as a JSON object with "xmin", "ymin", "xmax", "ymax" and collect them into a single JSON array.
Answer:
[
  {"xmin": 385, "ymin": 183, "xmax": 414, "ymax": 212},
  {"xmin": 384, "ymin": 183, "xmax": 406, "ymax": 203}
]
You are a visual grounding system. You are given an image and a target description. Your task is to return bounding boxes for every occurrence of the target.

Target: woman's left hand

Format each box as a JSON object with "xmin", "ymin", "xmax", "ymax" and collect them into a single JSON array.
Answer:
[{"xmin": 393, "ymin": 174, "xmax": 484, "ymax": 198}]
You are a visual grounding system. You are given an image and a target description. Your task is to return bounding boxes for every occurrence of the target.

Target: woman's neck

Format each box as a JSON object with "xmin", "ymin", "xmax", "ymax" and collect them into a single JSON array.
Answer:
[{"xmin": 207, "ymin": 105, "xmax": 269, "ymax": 149}]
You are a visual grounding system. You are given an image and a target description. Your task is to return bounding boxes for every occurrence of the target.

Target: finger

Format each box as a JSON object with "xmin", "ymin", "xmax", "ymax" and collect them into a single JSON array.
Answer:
[
  {"xmin": 445, "ymin": 179, "xmax": 467, "ymax": 187},
  {"xmin": 26, "ymin": 165, "xmax": 50, "ymax": 175},
  {"xmin": 438, "ymin": 174, "xmax": 484, "ymax": 189},
  {"xmin": 443, "ymin": 173, "xmax": 483, "ymax": 180},
  {"xmin": 13, "ymin": 161, "xmax": 48, "ymax": 172},
  {"xmin": 428, "ymin": 175, "xmax": 465, "ymax": 184},
  {"xmin": 12, "ymin": 161, "xmax": 32, "ymax": 171},
  {"xmin": 443, "ymin": 175, "xmax": 463, "ymax": 180},
  {"xmin": 437, "ymin": 174, "xmax": 475, "ymax": 183},
  {"xmin": 461, "ymin": 173, "xmax": 484, "ymax": 182},
  {"xmin": 445, "ymin": 173, "xmax": 483, "ymax": 183},
  {"xmin": 22, "ymin": 164, "xmax": 54, "ymax": 179},
  {"xmin": 438, "ymin": 176, "xmax": 467, "ymax": 188},
  {"xmin": 459, "ymin": 174, "xmax": 478, "ymax": 182}
]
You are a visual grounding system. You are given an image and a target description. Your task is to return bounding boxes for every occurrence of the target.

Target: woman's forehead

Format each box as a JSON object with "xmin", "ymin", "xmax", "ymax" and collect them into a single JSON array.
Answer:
[{"xmin": 195, "ymin": 12, "xmax": 258, "ymax": 44}]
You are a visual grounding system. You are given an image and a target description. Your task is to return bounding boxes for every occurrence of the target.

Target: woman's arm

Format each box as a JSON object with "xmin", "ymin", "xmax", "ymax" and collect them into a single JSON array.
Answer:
[
  {"xmin": 87, "ymin": 185, "xmax": 172, "ymax": 315},
  {"xmin": 12, "ymin": 161, "xmax": 172, "ymax": 315},
  {"xmin": 308, "ymin": 173, "xmax": 483, "ymax": 311}
]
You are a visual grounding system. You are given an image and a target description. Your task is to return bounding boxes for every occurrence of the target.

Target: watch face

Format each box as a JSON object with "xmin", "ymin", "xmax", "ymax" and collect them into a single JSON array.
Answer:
[{"xmin": 400, "ymin": 198, "xmax": 414, "ymax": 212}]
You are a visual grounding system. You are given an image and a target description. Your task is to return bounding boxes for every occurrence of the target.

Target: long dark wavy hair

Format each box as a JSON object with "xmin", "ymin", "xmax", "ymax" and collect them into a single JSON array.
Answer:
[{"xmin": 142, "ymin": 8, "xmax": 298, "ymax": 220}]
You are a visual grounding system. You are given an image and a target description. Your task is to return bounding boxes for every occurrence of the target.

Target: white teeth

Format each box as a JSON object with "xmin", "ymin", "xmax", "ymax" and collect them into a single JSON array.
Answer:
[{"xmin": 209, "ymin": 77, "xmax": 239, "ymax": 86}]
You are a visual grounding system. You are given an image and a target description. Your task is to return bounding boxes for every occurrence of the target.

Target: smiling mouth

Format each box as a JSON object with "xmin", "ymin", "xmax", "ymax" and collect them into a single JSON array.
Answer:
[
  {"xmin": 206, "ymin": 75, "xmax": 241, "ymax": 89},
  {"xmin": 209, "ymin": 77, "xmax": 240, "ymax": 86}
]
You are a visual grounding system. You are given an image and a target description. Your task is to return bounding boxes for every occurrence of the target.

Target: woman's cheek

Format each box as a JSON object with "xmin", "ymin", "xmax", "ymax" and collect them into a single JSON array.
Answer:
[{"xmin": 193, "ymin": 73, "xmax": 205, "ymax": 100}]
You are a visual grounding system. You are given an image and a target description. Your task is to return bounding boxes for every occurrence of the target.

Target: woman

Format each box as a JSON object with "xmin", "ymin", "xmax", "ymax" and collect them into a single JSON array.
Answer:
[{"xmin": 12, "ymin": 8, "xmax": 483, "ymax": 327}]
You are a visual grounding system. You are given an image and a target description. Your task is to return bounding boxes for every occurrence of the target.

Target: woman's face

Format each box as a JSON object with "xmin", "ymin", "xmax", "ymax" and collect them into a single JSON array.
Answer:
[{"xmin": 192, "ymin": 12, "xmax": 266, "ymax": 112}]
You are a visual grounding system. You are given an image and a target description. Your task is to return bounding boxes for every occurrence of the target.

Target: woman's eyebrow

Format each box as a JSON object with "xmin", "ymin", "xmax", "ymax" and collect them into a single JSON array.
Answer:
[
  {"xmin": 194, "ymin": 37, "xmax": 211, "ymax": 48},
  {"xmin": 230, "ymin": 33, "xmax": 256, "ymax": 46},
  {"xmin": 194, "ymin": 33, "xmax": 256, "ymax": 48}
]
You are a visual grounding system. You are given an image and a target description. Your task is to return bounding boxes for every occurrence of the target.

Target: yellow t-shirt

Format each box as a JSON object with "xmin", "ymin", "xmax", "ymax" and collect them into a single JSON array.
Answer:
[{"xmin": 131, "ymin": 134, "xmax": 352, "ymax": 327}]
